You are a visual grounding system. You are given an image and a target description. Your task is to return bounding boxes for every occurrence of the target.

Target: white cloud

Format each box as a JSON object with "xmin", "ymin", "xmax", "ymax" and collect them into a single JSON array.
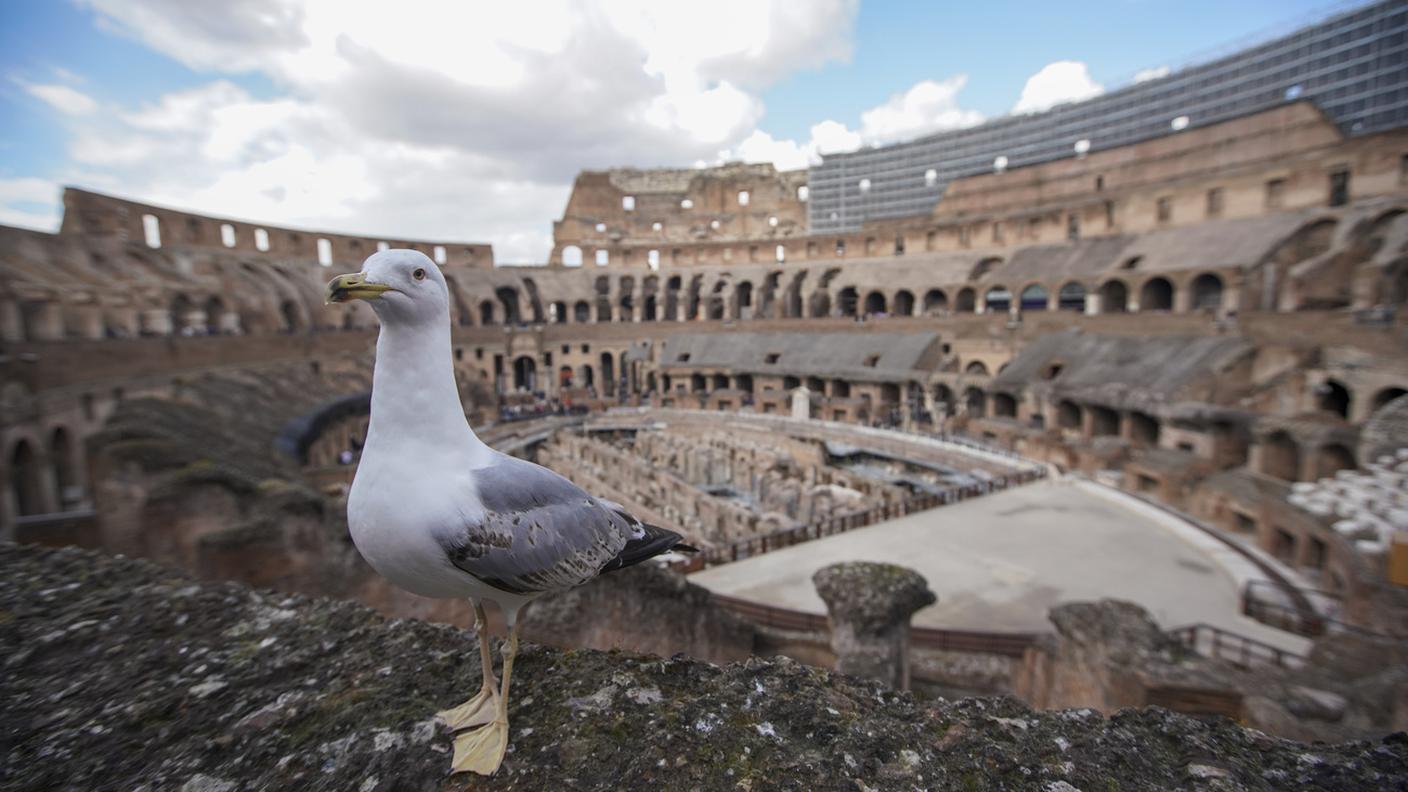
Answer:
[
  {"xmin": 45, "ymin": 0, "xmax": 858, "ymax": 261},
  {"xmin": 1012, "ymin": 61, "xmax": 1104, "ymax": 114},
  {"xmin": 1133, "ymin": 65, "xmax": 1171, "ymax": 84},
  {"xmin": 857, "ymin": 76, "xmax": 984, "ymax": 143},
  {"xmin": 22, "ymin": 82, "xmax": 99, "ymax": 115},
  {"xmin": 0, "ymin": 178, "xmax": 62, "ymax": 231}
]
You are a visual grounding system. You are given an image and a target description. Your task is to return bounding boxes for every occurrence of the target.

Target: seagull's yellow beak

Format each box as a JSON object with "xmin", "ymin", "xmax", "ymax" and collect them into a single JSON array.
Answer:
[{"xmin": 326, "ymin": 272, "xmax": 392, "ymax": 304}]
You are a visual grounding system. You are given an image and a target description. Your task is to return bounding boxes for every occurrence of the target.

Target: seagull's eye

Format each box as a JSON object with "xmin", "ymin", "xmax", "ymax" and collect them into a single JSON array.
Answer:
[{"xmin": 413, "ymin": 268, "xmax": 426, "ymax": 281}]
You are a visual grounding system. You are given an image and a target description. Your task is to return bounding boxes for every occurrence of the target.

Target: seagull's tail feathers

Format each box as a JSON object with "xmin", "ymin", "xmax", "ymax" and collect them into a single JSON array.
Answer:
[{"xmin": 600, "ymin": 520, "xmax": 697, "ymax": 575}]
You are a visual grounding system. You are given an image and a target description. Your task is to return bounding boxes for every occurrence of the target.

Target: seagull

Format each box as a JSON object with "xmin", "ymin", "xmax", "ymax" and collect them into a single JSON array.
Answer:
[{"xmin": 326, "ymin": 250, "xmax": 693, "ymax": 775}]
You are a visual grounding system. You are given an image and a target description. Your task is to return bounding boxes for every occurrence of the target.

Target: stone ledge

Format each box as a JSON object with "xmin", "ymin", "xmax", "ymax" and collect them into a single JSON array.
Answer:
[{"xmin": 2, "ymin": 542, "xmax": 1404, "ymax": 791}]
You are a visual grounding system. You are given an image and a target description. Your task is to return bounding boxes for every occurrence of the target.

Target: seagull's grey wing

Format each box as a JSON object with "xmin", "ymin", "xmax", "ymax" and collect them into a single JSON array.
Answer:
[{"xmin": 438, "ymin": 454, "xmax": 640, "ymax": 595}]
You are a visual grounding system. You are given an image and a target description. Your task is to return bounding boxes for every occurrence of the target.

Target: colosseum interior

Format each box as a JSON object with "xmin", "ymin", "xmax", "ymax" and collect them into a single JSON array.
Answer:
[{"xmin": 4, "ymin": 39, "xmax": 1408, "ymax": 745}]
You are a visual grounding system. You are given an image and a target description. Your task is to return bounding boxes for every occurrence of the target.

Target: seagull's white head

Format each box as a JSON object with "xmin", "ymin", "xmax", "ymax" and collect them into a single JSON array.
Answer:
[{"xmin": 326, "ymin": 249, "xmax": 449, "ymax": 327}]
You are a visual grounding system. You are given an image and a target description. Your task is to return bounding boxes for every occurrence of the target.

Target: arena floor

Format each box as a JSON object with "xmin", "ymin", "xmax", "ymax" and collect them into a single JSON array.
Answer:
[{"xmin": 690, "ymin": 479, "xmax": 1310, "ymax": 652}]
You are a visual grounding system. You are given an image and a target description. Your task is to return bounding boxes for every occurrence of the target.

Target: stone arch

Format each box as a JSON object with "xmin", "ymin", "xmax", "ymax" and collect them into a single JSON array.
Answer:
[
  {"xmin": 512, "ymin": 355, "xmax": 536, "ymax": 392},
  {"xmin": 1316, "ymin": 443, "xmax": 1356, "ymax": 479},
  {"xmin": 49, "ymin": 427, "xmax": 79, "ymax": 510},
  {"xmin": 1099, "ymin": 279, "xmax": 1129, "ymax": 313},
  {"xmin": 838, "ymin": 287, "xmax": 859, "ymax": 317},
  {"xmin": 203, "ymin": 296, "xmax": 228, "ymax": 334},
  {"xmin": 279, "ymin": 299, "xmax": 303, "ymax": 333},
  {"xmin": 983, "ymin": 286, "xmax": 1011, "ymax": 313},
  {"xmin": 479, "ymin": 300, "xmax": 497, "ymax": 325},
  {"xmin": 964, "ymin": 360, "xmax": 989, "ymax": 376},
  {"xmin": 923, "ymin": 289, "xmax": 948, "ymax": 314},
  {"xmin": 893, "ymin": 290, "xmax": 915, "ymax": 317},
  {"xmin": 863, "ymin": 290, "xmax": 887, "ymax": 316},
  {"xmin": 551, "ymin": 301, "xmax": 568, "ymax": 324},
  {"xmin": 964, "ymin": 387, "xmax": 986, "ymax": 417},
  {"xmin": 1139, "ymin": 277, "xmax": 1174, "ymax": 311},
  {"xmin": 562, "ymin": 245, "xmax": 583, "ymax": 267},
  {"xmin": 1090, "ymin": 406, "xmax": 1120, "ymax": 436},
  {"xmin": 1057, "ymin": 282, "xmax": 1086, "ymax": 311},
  {"xmin": 1056, "ymin": 400, "xmax": 1082, "ymax": 429},
  {"xmin": 559, "ymin": 365, "xmax": 575, "ymax": 388},
  {"xmin": 969, "ymin": 257, "xmax": 1002, "ymax": 281},
  {"xmin": 734, "ymin": 281, "xmax": 753, "ymax": 320},
  {"xmin": 1190, "ymin": 273, "xmax": 1224, "ymax": 312},
  {"xmin": 170, "ymin": 293, "xmax": 195, "ymax": 334},
  {"xmin": 933, "ymin": 384, "xmax": 955, "ymax": 414},
  {"xmin": 1317, "ymin": 379, "xmax": 1352, "ymax": 419},
  {"xmin": 573, "ymin": 300, "xmax": 591, "ymax": 323},
  {"xmin": 496, "ymin": 287, "xmax": 522, "ymax": 325},
  {"xmin": 1261, "ymin": 431, "xmax": 1301, "ymax": 482},
  {"xmin": 8, "ymin": 439, "xmax": 44, "ymax": 517},
  {"xmin": 600, "ymin": 352, "xmax": 616, "ymax": 397},
  {"xmin": 955, "ymin": 288, "xmax": 976, "ymax": 313},
  {"xmin": 1019, "ymin": 283, "xmax": 1049, "ymax": 312},
  {"xmin": 993, "ymin": 392, "xmax": 1018, "ymax": 418}
]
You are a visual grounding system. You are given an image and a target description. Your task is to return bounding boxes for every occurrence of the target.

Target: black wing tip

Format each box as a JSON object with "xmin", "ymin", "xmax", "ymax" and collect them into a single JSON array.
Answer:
[{"xmin": 601, "ymin": 521, "xmax": 694, "ymax": 574}]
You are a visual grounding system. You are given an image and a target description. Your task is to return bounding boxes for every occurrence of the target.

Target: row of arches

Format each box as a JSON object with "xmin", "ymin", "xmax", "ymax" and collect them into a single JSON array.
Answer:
[{"xmin": 6, "ymin": 428, "xmax": 82, "ymax": 520}]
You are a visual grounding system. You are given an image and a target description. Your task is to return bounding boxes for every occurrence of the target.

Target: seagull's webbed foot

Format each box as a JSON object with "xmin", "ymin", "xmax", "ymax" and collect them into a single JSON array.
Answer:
[{"xmin": 449, "ymin": 717, "xmax": 509, "ymax": 775}]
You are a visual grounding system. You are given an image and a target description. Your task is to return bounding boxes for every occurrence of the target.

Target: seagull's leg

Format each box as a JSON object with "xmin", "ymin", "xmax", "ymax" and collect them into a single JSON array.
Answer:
[
  {"xmin": 436, "ymin": 601, "xmax": 500, "ymax": 731},
  {"xmin": 448, "ymin": 617, "xmax": 518, "ymax": 775}
]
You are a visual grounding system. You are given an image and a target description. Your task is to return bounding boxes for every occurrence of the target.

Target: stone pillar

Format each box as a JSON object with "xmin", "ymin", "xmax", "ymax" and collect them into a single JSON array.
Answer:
[
  {"xmin": 791, "ymin": 386, "xmax": 811, "ymax": 420},
  {"xmin": 813, "ymin": 562, "xmax": 936, "ymax": 690}
]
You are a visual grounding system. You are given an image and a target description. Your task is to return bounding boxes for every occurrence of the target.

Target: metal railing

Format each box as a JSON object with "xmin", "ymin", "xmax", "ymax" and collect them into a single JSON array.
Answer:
[
  {"xmin": 696, "ymin": 469, "xmax": 1046, "ymax": 568},
  {"xmin": 711, "ymin": 593, "xmax": 1040, "ymax": 658},
  {"xmin": 1167, "ymin": 623, "xmax": 1306, "ymax": 669}
]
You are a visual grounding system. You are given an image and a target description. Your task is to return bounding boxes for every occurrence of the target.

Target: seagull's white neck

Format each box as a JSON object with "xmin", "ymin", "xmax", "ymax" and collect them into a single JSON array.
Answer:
[{"xmin": 365, "ymin": 314, "xmax": 491, "ymax": 466}]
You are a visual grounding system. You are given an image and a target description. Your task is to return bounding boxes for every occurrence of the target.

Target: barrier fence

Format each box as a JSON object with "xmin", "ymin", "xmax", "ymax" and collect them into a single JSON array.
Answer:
[
  {"xmin": 694, "ymin": 468, "xmax": 1046, "ymax": 569},
  {"xmin": 1167, "ymin": 623, "xmax": 1306, "ymax": 669}
]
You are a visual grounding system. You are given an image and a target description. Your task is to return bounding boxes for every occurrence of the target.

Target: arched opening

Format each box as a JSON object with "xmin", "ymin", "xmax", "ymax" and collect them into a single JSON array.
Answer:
[
  {"xmin": 712, "ymin": 373, "xmax": 730, "ymax": 391},
  {"xmin": 1056, "ymin": 400, "xmax": 1082, "ymax": 429},
  {"xmin": 600, "ymin": 352, "xmax": 616, "ymax": 397},
  {"xmin": 1317, "ymin": 379, "xmax": 1352, "ymax": 419},
  {"xmin": 552, "ymin": 301, "xmax": 568, "ymax": 324},
  {"xmin": 1057, "ymin": 282, "xmax": 1086, "ymax": 312},
  {"xmin": 642, "ymin": 294, "xmax": 657, "ymax": 321},
  {"xmin": 1090, "ymin": 406, "xmax": 1120, "ymax": 436},
  {"xmin": 665, "ymin": 276, "xmax": 681, "ymax": 321},
  {"xmin": 512, "ymin": 356, "xmax": 536, "ymax": 392},
  {"xmin": 933, "ymin": 384, "xmax": 955, "ymax": 414},
  {"xmin": 1139, "ymin": 277, "xmax": 1174, "ymax": 311},
  {"xmin": 1129, "ymin": 411, "xmax": 1160, "ymax": 447},
  {"xmin": 170, "ymin": 293, "xmax": 194, "ymax": 334},
  {"xmin": 964, "ymin": 361, "xmax": 989, "ymax": 376},
  {"xmin": 832, "ymin": 380, "xmax": 851, "ymax": 398},
  {"xmin": 734, "ymin": 281, "xmax": 753, "ymax": 319},
  {"xmin": 619, "ymin": 293, "xmax": 635, "ymax": 321},
  {"xmin": 1261, "ymin": 432, "xmax": 1301, "ymax": 482},
  {"xmin": 279, "ymin": 300, "xmax": 302, "ymax": 333},
  {"xmin": 1317, "ymin": 443, "xmax": 1356, "ymax": 479},
  {"xmin": 983, "ymin": 286, "xmax": 1011, "ymax": 313},
  {"xmin": 204, "ymin": 296, "xmax": 227, "ymax": 334},
  {"xmin": 1190, "ymin": 273, "xmax": 1224, "ymax": 312},
  {"xmin": 496, "ymin": 287, "xmax": 521, "ymax": 325},
  {"xmin": 964, "ymin": 387, "xmax": 986, "ymax": 417},
  {"xmin": 8, "ymin": 440, "xmax": 43, "ymax": 517},
  {"xmin": 864, "ymin": 291, "xmax": 887, "ymax": 316},
  {"xmin": 690, "ymin": 373, "xmax": 707, "ymax": 392},
  {"xmin": 596, "ymin": 296, "xmax": 612, "ymax": 323},
  {"xmin": 838, "ymin": 287, "xmax": 859, "ymax": 317},
  {"xmin": 893, "ymin": 290, "xmax": 915, "ymax": 317},
  {"xmin": 479, "ymin": 300, "xmax": 497, "ymax": 325},
  {"xmin": 580, "ymin": 365, "xmax": 595, "ymax": 389},
  {"xmin": 558, "ymin": 365, "xmax": 574, "ymax": 388},
  {"xmin": 993, "ymin": 392, "xmax": 1018, "ymax": 418},
  {"xmin": 707, "ymin": 295, "xmax": 725, "ymax": 321},
  {"xmin": 573, "ymin": 301, "xmax": 591, "ymax": 323},
  {"xmin": 562, "ymin": 245, "xmax": 583, "ymax": 267},
  {"xmin": 1019, "ymin": 284, "xmax": 1049, "ymax": 312},
  {"xmin": 923, "ymin": 289, "xmax": 948, "ymax": 314},
  {"xmin": 955, "ymin": 288, "xmax": 976, "ymax": 313},
  {"xmin": 49, "ymin": 427, "xmax": 79, "ymax": 510},
  {"xmin": 1371, "ymin": 387, "xmax": 1407, "ymax": 412},
  {"xmin": 1099, "ymin": 280, "xmax": 1128, "ymax": 313}
]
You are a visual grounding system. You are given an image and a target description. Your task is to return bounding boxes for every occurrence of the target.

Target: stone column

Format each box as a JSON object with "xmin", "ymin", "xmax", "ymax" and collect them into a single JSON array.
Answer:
[{"xmin": 813, "ymin": 562, "xmax": 936, "ymax": 690}]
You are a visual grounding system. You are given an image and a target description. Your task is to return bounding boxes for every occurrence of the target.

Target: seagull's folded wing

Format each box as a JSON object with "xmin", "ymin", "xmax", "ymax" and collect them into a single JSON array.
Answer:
[{"xmin": 437, "ymin": 454, "xmax": 636, "ymax": 595}]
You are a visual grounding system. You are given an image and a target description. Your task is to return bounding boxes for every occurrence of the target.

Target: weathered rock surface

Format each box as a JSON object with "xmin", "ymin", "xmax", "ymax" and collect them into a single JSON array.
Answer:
[{"xmin": 3, "ymin": 543, "xmax": 1406, "ymax": 791}]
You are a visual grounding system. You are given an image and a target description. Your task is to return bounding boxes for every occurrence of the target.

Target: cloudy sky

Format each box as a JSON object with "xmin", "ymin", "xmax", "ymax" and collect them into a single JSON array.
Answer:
[{"xmin": 1, "ymin": 0, "xmax": 1330, "ymax": 262}]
